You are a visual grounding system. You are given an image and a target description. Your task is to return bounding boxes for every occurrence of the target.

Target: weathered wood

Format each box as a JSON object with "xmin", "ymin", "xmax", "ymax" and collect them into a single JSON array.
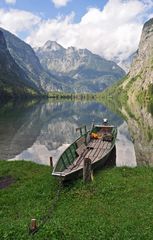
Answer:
[
  {"xmin": 50, "ymin": 157, "xmax": 53, "ymax": 169},
  {"xmin": 61, "ymin": 156, "xmax": 67, "ymax": 169},
  {"xmin": 64, "ymin": 151, "xmax": 71, "ymax": 165},
  {"xmin": 83, "ymin": 158, "xmax": 92, "ymax": 183},
  {"xmin": 29, "ymin": 219, "xmax": 37, "ymax": 234},
  {"xmin": 52, "ymin": 124, "xmax": 117, "ymax": 181},
  {"xmin": 76, "ymin": 137, "xmax": 86, "ymax": 147},
  {"xmin": 76, "ymin": 144, "xmax": 87, "ymax": 156},
  {"xmin": 85, "ymin": 149, "xmax": 92, "ymax": 158},
  {"xmin": 69, "ymin": 147, "xmax": 74, "ymax": 161}
]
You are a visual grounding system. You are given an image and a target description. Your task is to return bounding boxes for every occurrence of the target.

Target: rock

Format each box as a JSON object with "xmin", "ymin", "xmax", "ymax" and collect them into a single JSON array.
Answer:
[
  {"xmin": 36, "ymin": 41, "xmax": 125, "ymax": 93},
  {"xmin": 0, "ymin": 30, "xmax": 39, "ymax": 98},
  {"xmin": 122, "ymin": 18, "xmax": 153, "ymax": 100},
  {"xmin": 0, "ymin": 28, "xmax": 71, "ymax": 93}
]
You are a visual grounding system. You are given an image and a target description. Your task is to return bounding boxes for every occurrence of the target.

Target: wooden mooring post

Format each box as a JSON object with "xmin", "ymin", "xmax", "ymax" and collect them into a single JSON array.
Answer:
[
  {"xmin": 50, "ymin": 156, "xmax": 53, "ymax": 171},
  {"xmin": 29, "ymin": 218, "xmax": 37, "ymax": 234},
  {"xmin": 83, "ymin": 158, "xmax": 92, "ymax": 183}
]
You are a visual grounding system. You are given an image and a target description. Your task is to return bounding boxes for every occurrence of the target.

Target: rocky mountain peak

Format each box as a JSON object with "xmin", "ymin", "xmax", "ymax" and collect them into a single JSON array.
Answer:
[
  {"xmin": 0, "ymin": 28, "xmax": 70, "ymax": 93},
  {"xmin": 128, "ymin": 18, "xmax": 153, "ymax": 85},
  {"xmin": 143, "ymin": 18, "xmax": 153, "ymax": 30},
  {"xmin": 78, "ymin": 48, "xmax": 91, "ymax": 55},
  {"xmin": 140, "ymin": 18, "xmax": 153, "ymax": 45},
  {"xmin": 35, "ymin": 40, "xmax": 125, "ymax": 92},
  {"xmin": 43, "ymin": 40, "xmax": 64, "ymax": 51},
  {"xmin": 0, "ymin": 30, "xmax": 7, "ymax": 49},
  {"xmin": 66, "ymin": 46, "xmax": 77, "ymax": 53}
]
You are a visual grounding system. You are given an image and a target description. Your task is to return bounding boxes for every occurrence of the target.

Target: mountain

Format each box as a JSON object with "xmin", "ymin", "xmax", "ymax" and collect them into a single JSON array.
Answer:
[
  {"xmin": 0, "ymin": 30, "xmax": 40, "ymax": 99},
  {"xmin": 112, "ymin": 18, "xmax": 153, "ymax": 164},
  {"xmin": 0, "ymin": 28, "xmax": 125, "ymax": 96},
  {"xmin": 114, "ymin": 52, "xmax": 136, "ymax": 73},
  {"xmin": 0, "ymin": 28, "xmax": 72, "ymax": 94},
  {"xmin": 121, "ymin": 18, "xmax": 153, "ymax": 102},
  {"xmin": 36, "ymin": 41, "xmax": 126, "ymax": 92},
  {"xmin": 101, "ymin": 18, "xmax": 153, "ymax": 105}
]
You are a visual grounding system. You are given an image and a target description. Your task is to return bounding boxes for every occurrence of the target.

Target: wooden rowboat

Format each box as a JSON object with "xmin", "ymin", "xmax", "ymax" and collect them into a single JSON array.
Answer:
[{"xmin": 52, "ymin": 123, "xmax": 117, "ymax": 181}]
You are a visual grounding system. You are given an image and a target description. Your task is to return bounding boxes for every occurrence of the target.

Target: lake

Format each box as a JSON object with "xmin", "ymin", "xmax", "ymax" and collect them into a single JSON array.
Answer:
[{"xmin": 1, "ymin": 99, "xmax": 151, "ymax": 167}]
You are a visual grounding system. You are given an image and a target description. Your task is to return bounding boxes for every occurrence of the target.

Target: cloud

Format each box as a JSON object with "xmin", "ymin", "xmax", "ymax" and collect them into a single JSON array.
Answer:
[
  {"xmin": 26, "ymin": 12, "xmax": 76, "ymax": 46},
  {"xmin": 27, "ymin": 0, "xmax": 152, "ymax": 64},
  {"xmin": 0, "ymin": 0, "xmax": 153, "ymax": 65},
  {"xmin": 0, "ymin": 9, "xmax": 41, "ymax": 35},
  {"xmin": 52, "ymin": 0, "xmax": 71, "ymax": 8},
  {"xmin": 5, "ymin": 0, "xmax": 16, "ymax": 4}
]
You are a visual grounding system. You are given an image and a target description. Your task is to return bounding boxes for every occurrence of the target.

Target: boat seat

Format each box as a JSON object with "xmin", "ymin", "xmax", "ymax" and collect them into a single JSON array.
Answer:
[
  {"xmin": 76, "ymin": 137, "xmax": 86, "ymax": 147},
  {"xmin": 76, "ymin": 143, "xmax": 87, "ymax": 156}
]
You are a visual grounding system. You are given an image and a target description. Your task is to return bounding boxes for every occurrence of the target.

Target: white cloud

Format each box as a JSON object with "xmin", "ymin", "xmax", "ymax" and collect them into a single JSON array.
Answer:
[
  {"xmin": 27, "ymin": 0, "xmax": 152, "ymax": 64},
  {"xmin": 0, "ymin": 9, "xmax": 41, "ymax": 35},
  {"xmin": 52, "ymin": 0, "xmax": 71, "ymax": 8},
  {"xmin": 5, "ymin": 0, "xmax": 16, "ymax": 4},
  {"xmin": 0, "ymin": 0, "xmax": 153, "ymax": 65}
]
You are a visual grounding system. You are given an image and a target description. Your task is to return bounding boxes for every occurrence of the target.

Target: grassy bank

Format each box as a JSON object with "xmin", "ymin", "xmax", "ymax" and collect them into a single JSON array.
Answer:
[{"xmin": 1, "ymin": 161, "xmax": 153, "ymax": 239}]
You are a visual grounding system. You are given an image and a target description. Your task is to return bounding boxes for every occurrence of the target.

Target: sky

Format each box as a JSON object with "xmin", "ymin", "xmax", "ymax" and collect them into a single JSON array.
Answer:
[{"xmin": 0, "ymin": 0, "xmax": 153, "ymax": 65}]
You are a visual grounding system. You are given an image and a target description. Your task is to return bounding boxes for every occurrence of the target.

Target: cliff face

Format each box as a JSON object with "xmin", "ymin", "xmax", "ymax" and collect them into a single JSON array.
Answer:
[
  {"xmin": 0, "ymin": 30, "xmax": 40, "ymax": 98},
  {"xmin": 1, "ymin": 28, "xmax": 68, "ymax": 93},
  {"xmin": 36, "ymin": 41, "xmax": 125, "ymax": 93},
  {"xmin": 122, "ymin": 18, "xmax": 153, "ymax": 101},
  {"xmin": 119, "ymin": 19, "xmax": 153, "ymax": 164}
]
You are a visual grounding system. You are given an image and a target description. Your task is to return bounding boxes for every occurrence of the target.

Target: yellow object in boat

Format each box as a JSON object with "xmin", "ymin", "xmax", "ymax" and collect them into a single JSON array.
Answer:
[{"xmin": 91, "ymin": 132, "xmax": 102, "ymax": 139}]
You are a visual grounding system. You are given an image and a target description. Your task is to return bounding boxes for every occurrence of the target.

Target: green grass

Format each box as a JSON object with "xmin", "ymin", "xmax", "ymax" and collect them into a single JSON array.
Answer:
[{"xmin": 1, "ymin": 161, "xmax": 153, "ymax": 239}]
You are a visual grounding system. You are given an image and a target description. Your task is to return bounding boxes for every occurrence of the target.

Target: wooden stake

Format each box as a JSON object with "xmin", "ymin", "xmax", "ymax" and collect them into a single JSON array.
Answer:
[
  {"xmin": 91, "ymin": 170, "xmax": 94, "ymax": 181},
  {"xmin": 50, "ymin": 156, "xmax": 53, "ymax": 169},
  {"xmin": 83, "ymin": 158, "xmax": 92, "ymax": 183},
  {"xmin": 29, "ymin": 219, "xmax": 37, "ymax": 234}
]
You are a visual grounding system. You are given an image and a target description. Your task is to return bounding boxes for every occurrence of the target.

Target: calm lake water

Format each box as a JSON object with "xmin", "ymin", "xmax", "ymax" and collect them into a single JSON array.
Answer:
[{"xmin": 0, "ymin": 99, "xmax": 152, "ymax": 167}]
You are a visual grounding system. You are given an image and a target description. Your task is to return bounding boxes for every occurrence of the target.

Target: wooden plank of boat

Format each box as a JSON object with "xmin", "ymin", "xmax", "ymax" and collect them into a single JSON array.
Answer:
[{"xmin": 52, "ymin": 124, "xmax": 117, "ymax": 181}]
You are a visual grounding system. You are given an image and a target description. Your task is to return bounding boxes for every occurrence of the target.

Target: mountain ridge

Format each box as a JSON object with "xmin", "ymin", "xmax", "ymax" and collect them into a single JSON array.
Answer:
[
  {"xmin": 99, "ymin": 18, "xmax": 153, "ymax": 106},
  {"xmin": 36, "ymin": 41, "xmax": 125, "ymax": 92},
  {"xmin": 0, "ymin": 28, "xmax": 72, "ymax": 93},
  {"xmin": 0, "ymin": 27, "xmax": 126, "ymax": 97}
]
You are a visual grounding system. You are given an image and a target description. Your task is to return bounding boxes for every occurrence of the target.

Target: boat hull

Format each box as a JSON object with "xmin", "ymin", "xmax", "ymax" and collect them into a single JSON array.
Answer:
[
  {"xmin": 52, "ymin": 124, "xmax": 117, "ymax": 182},
  {"xmin": 62, "ymin": 146, "xmax": 115, "ymax": 182}
]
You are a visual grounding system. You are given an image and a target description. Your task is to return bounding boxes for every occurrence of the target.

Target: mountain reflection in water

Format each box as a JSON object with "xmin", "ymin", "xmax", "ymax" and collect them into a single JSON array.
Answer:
[
  {"xmin": 120, "ymin": 102, "xmax": 153, "ymax": 166},
  {"xmin": 0, "ymin": 99, "xmax": 151, "ymax": 167}
]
